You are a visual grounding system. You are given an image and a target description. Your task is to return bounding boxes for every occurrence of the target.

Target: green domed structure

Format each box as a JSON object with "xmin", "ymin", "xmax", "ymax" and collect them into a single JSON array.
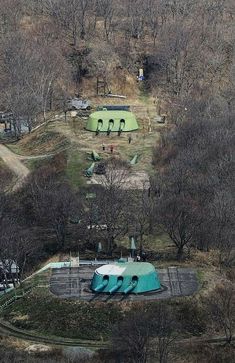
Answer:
[
  {"xmin": 86, "ymin": 110, "xmax": 139, "ymax": 134},
  {"xmin": 91, "ymin": 261, "xmax": 161, "ymax": 294}
]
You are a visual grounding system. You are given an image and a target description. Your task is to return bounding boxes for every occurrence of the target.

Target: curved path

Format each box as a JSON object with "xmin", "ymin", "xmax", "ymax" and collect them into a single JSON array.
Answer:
[
  {"xmin": 0, "ymin": 319, "xmax": 106, "ymax": 349},
  {"xmin": 0, "ymin": 144, "xmax": 53, "ymax": 191},
  {"xmin": 0, "ymin": 144, "xmax": 30, "ymax": 190},
  {"xmin": 0, "ymin": 318, "xmax": 233, "ymax": 349}
]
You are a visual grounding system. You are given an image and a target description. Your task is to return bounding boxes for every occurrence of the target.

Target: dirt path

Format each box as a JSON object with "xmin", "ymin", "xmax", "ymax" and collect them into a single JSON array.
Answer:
[
  {"xmin": 0, "ymin": 144, "xmax": 55, "ymax": 191},
  {"xmin": 0, "ymin": 319, "xmax": 105, "ymax": 349},
  {"xmin": 0, "ymin": 317, "xmax": 232, "ymax": 350},
  {"xmin": 0, "ymin": 144, "xmax": 30, "ymax": 190}
]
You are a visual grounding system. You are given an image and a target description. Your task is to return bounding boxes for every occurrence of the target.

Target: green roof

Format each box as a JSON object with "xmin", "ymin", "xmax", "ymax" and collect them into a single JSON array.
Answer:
[
  {"xmin": 91, "ymin": 262, "xmax": 161, "ymax": 294},
  {"xmin": 86, "ymin": 110, "xmax": 139, "ymax": 132},
  {"xmin": 110, "ymin": 262, "xmax": 155, "ymax": 276}
]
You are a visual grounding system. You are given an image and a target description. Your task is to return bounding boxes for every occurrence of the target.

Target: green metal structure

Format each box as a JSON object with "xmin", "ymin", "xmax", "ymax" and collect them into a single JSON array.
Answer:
[
  {"xmin": 85, "ymin": 162, "xmax": 95, "ymax": 177},
  {"xmin": 91, "ymin": 261, "xmax": 161, "ymax": 294},
  {"xmin": 86, "ymin": 110, "xmax": 139, "ymax": 134},
  {"xmin": 91, "ymin": 150, "xmax": 101, "ymax": 161},
  {"xmin": 130, "ymin": 154, "xmax": 139, "ymax": 165}
]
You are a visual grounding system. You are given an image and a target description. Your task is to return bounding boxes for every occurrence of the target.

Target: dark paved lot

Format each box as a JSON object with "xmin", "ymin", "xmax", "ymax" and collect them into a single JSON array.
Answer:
[{"xmin": 49, "ymin": 266, "xmax": 198, "ymax": 301}]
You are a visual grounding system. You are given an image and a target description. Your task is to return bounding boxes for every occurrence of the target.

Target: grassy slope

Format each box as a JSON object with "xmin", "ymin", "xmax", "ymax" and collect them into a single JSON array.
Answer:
[
  {"xmin": 7, "ymin": 125, "xmax": 69, "ymax": 156},
  {"xmin": 3, "ymin": 288, "xmax": 121, "ymax": 340},
  {"xmin": 1, "ymin": 260, "xmax": 219, "ymax": 342},
  {"xmin": 3, "ymin": 88, "xmax": 164, "ymax": 188},
  {"xmin": 66, "ymin": 147, "xmax": 87, "ymax": 189},
  {"xmin": 0, "ymin": 158, "xmax": 15, "ymax": 190}
]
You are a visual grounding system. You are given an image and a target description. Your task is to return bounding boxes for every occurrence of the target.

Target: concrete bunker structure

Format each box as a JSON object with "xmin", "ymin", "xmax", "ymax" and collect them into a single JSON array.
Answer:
[
  {"xmin": 86, "ymin": 110, "xmax": 139, "ymax": 134},
  {"xmin": 91, "ymin": 261, "xmax": 161, "ymax": 294}
]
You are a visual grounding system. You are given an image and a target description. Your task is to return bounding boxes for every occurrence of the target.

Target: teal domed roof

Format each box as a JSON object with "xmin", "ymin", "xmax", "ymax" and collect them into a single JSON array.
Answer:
[
  {"xmin": 91, "ymin": 262, "xmax": 161, "ymax": 294},
  {"xmin": 86, "ymin": 110, "xmax": 139, "ymax": 132}
]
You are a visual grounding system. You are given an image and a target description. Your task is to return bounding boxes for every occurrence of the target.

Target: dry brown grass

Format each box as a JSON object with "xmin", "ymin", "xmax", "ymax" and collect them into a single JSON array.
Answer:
[
  {"xmin": 0, "ymin": 158, "xmax": 15, "ymax": 190},
  {"xmin": 50, "ymin": 111, "xmax": 163, "ymax": 175},
  {"xmin": 7, "ymin": 126, "xmax": 70, "ymax": 156}
]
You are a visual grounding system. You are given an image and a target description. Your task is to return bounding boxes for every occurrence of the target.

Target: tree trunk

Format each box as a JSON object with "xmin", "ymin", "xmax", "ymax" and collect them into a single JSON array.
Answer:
[
  {"xmin": 108, "ymin": 236, "xmax": 115, "ymax": 256},
  {"xmin": 177, "ymin": 245, "xmax": 184, "ymax": 260}
]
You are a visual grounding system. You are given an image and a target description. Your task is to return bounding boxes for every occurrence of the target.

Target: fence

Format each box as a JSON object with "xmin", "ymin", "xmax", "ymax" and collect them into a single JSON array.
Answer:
[{"xmin": 0, "ymin": 281, "xmax": 48, "ymax": 313}]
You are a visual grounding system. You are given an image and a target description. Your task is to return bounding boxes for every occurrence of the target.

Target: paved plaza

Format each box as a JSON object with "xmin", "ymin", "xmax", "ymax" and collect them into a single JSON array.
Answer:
[{"xmin": 49, "ymin": 266, "xmax": 198, "ymax": 302}]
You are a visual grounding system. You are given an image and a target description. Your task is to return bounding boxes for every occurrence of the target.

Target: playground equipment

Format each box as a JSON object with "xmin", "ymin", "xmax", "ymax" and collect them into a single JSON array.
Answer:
[
  {"xmin": 85, "ymin": 162, "xmax": 95, "ymax": 177},
  {"xmin": 91, "ymin": 261, "xmax": 161, "ymax": 294},
  {"xmin": 86, "ymin": 110, "xmax": 138, "ymax": 134}
]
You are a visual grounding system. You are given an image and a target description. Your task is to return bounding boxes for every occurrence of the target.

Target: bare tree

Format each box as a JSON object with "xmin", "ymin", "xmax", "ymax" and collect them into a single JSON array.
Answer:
[
  {"xmin": 1, "ymin": 32, "xmax": 67, "ymax": 135},
  {"xmin": 86, "ymin": 158, "xmax": 131, "ymax": 254},
  {"xmin": 112, "ymin": 303, "xmax": 178, "ymax": 363},
  {"xmin": 208, "ymin": 190, "xmax": 235, "ymax": 268},
  {"xmin": 157, "ymin": 194, "xmax": 202, "ymax": 259},
  {"xmin": 207, "ymin": 282, "xmax": 235, "ymax": 344},
  {"xmin": 0, "ymin": 216, "xmax": 37, "ymax": 287},
  {"xmin": 125, "ymin": 0, "xmax": 145, "ymax": 40},
  {"xmin": 131, "ymin": 188, "xmax": 156, "ymax": 249},
  {"xmin": 144, "ymin": 0, "xmax": 159, "ymax": 45},
  {"xmin": 153, "ymin": 102, "xmax": 234, "ymax": 260},
  {"xmin": 44, "ymin": 0, "xmax": 93, "ymax": 44},
  {"xmin": 95, "ymin": 0, "xmax": 115, "ymax": 39},
  {"xmin": 153, "ymin": 303, "xmax": 179, "ymax": 363},
  {"xmin": 0, "ymin": 0, "xmax": 22, "ymax": 35},
  {"xmin": 28, "ymin": 167, "xmax": 78, "ymax": 249}
]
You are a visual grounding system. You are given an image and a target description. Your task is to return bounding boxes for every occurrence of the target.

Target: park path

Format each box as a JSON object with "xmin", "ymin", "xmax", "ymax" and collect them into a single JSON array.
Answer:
[
  {"xmin": 0, "ymin": 144, "xmax": 53, "ymax": 191},
  {"xmin": 0, "ymin": 319, "xmax": 104, "ymax": 349},
  {"xmin": 0, "ymin": 144, "xmax": 30, "ymax": 190}
]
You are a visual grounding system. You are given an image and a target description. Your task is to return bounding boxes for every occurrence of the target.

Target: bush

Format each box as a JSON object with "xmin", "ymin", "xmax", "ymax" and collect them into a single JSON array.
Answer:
[{"xmin": 173, "ymin": 298, "xmax": 207, "ymax": 336}]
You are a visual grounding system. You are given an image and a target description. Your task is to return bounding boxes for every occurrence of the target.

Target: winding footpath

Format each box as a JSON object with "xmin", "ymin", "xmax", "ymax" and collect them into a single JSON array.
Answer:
[
  {"xmin": 0, "ymin": 144, "xmax": 30, "ymax": 190},
  {"xmin": 0, "ymin": 319, "xmax": 106, "ymax": 349},
  {"xmin": 0, "ymin": 318, "xmax": 233, "ymax": 349},
  {"xmin": 0, "ymin": 144, "xmax": 53, "ymax": 191}
]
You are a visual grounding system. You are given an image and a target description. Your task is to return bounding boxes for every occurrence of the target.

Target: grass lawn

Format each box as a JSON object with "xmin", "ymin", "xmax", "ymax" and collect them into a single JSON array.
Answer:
[
  {"xmin": 0, "ymin": 158, "xmax": 15, "ymax": 189},
  {"xmin": 138, "ymin": 83, "xmax": 152, "ymax": 104},
  {"xmin": 3, "ymin": 111, "xmax": 163, "ymax": 190},
  {"xmin": 119, "ymin": 231, "xmax": 173, "ymax": 252},
  {"xmin": 143, "ymin": 231, "xmax": 173, "ymax": 250},
  {"xmin": 52, "ymin": 115, "xmax": 161, "ymax": 174},
  {"xmin": 66, "ymin": 147, "xmax": 87, "ymax": 189},
  {"xmin": 6, "ymin": 127, "xmax": 69, "ymax": 156},
  {"xmin": 23, "ymin": 156, "xmax": 54, "ymax": 171}
]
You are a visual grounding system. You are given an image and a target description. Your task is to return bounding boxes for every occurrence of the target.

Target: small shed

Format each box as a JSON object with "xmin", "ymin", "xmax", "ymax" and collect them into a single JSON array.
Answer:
[
  {"xmin": 86, "ymin": 110, "xmax": 139, "ymax": 133},
  {"xmin": 91, "ymin": 261, "xmax": 161, "ymax": 294}
]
